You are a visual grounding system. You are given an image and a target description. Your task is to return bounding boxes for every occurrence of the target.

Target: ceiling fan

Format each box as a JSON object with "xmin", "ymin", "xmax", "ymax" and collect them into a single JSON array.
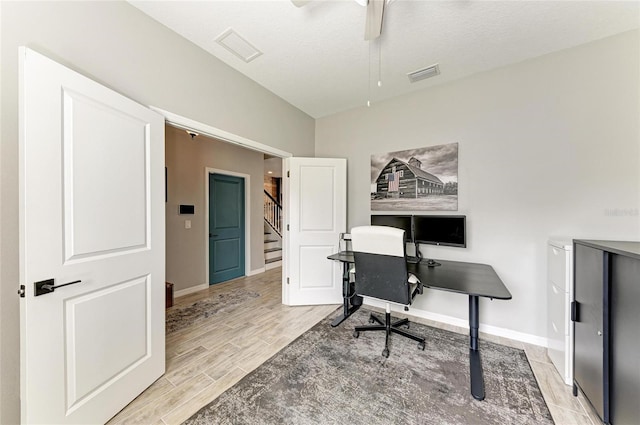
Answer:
[{"xmin": 292, "ymin": 0, "xmax": 386, "ymax": 41}]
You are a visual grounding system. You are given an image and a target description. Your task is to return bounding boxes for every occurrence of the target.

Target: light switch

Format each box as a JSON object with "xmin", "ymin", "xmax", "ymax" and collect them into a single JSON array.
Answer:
[{"xmin": 185, "ymin": 220, "xmax": 191, "ymax": 229}]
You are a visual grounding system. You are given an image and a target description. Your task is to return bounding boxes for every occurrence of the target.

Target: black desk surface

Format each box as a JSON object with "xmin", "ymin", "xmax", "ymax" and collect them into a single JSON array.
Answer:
[{"xmin": 327, "ymin": 251, "xmax": 511, "ymax": 300}]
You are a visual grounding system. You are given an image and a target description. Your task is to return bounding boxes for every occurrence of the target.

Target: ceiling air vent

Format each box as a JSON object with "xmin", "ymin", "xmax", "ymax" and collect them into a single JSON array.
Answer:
[
  {"xmin": 215, "ymin": 28, "xmax": 262, "ymax": 63},
  {"xmin": 407, "ymin": 64, "xmax": 440, "ymax": 83}
]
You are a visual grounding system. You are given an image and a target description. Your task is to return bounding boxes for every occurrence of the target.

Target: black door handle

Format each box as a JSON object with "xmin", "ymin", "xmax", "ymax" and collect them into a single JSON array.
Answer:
[{"xmin": 34, "ymin": 278, "xmax": 82, "ymax": 296}]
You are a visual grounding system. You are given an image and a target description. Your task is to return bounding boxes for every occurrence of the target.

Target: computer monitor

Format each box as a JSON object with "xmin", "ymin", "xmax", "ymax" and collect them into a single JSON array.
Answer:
[
  {"xmin": 413, "ymin": 215, "xmax": 466, "ymax": 248},
  {"xmin": 370, "ymin": 215, "xmax": 413, "ymax": 242}
]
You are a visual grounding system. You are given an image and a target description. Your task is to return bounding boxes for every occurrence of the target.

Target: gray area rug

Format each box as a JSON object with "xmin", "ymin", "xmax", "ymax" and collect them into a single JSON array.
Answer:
[
  {"xmin": 185, "ymin": 308, "xmax": 553, "ymax": 425},
  {"xmin": 166, "ymin": 288, "xmax": 260, "ymax": 334}
]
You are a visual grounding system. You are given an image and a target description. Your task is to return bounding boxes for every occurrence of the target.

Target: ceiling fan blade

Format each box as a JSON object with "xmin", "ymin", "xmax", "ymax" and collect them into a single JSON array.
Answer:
[
  {"xmin": 291, "ymin": 0, "xmax": 312, "ymax": 7},
  {"xmin": 364, "ymin": 0, "xmax": 385, "ymax": 40}
]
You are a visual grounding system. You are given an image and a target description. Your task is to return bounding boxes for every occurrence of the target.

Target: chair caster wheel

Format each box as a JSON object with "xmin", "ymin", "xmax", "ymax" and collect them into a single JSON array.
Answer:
[
  {"xmin": 353, "ymin": 331, "xmax": 360, "ymax": 338},
  {"xmin": 418, "ymin": 342, "xmax": 425, "ymax": 351},
  {"xmin": 382, "ymin": 349, "xmax": 389, "ymax": 358}
]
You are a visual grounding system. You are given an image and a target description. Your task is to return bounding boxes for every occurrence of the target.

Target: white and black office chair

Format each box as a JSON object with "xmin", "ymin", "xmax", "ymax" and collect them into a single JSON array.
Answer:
[{"xmin": 350, "ymin": 225, "xmax": 426, "ymax": 358}]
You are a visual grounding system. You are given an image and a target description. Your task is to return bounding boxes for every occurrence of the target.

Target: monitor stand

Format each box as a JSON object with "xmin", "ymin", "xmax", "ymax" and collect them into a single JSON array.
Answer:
[
  {"xmin": 406, "ymin": 242, "xmax": 422, "ymax": 264},
  {"xmin": 425, "ymin": 259, "xmax": 441, "ymax": 267},
  {"xmin": 413, "ymin": 243, "xmax": 441, "ymax": 267}
]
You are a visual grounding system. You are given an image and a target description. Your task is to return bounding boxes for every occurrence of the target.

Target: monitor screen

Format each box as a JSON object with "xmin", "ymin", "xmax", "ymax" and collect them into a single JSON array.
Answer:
[
  {"xmin": 413, "ymin": 215, "xmax": 466, "ymax": 248},
  {"xmin": 370, "ymin": 215, "xmax": 413, "ymax": 242}
]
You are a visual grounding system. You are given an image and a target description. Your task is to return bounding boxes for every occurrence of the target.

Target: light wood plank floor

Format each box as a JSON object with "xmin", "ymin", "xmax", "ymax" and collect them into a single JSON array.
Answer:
[{"xmin": 108, "ymin": 267, "xmax": 600, "ymax": 425}]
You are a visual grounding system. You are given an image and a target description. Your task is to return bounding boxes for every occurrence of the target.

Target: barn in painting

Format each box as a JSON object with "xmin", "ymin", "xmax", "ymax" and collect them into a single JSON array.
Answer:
[{"xmin": 374, "ymin": 157, "xmax": 444, "ymax": 199}]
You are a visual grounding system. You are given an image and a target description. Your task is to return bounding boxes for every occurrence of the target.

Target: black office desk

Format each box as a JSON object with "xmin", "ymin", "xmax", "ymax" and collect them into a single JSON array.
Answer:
[
  {"xmin": 327, "ymin": 251, "xmax": 512, "ymax": 401},
  {"xmin": 327, "ymin": 251, "xmax": 362, "ymax": 327}
]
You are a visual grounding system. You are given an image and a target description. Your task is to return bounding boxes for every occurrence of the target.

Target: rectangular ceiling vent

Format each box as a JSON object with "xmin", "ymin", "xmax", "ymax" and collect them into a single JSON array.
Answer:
[
  {"xmin": 407, "ymin": 64, "xmax": 440, "ymax": 83},
  {"xmin": 215, "ymin": 28, "xmax": 262, "ymax": 63}
]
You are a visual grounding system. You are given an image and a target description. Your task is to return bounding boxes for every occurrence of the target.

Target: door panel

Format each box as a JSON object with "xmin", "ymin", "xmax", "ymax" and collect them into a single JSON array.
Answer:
[
  {"xmin": 300, "ymin": 166, "xmax": 335, "ymax": 231},
  {"xmin": 610, "ymin": 254, "xmax": 640, "ymax": 425},
  {"xmin": 19, "ymin": 48, "xmax": 165, "ymax": 424},
  {"xmin": 65, "ymin": 276, "xmax": 149, "ymax": 411},
  {"xmin": 574, "ymin": 244, "xmax": 605, "ymax": 418},
  {"xmin": 209, "ymin": 174, "xmax": 245, "ymax": 284},
  {"xmin": 63, "ymin": 89, "xmax": 149, "ymax": 260},
  {"xmin": 284, "ymin": 158, "xmax": 346, "ymax": 305},
  {"xmin": 299, "ymin": 246, "xmax": 335, "ymax": 289},
  {"xmin": 214, "ymin": 239, "xmax": 241, "ymax": 270}
]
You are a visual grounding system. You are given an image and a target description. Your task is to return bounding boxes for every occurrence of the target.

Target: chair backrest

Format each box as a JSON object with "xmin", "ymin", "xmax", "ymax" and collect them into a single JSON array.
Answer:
[{"xmin": 351, "ymin": 225, "xmax": 411, "ymax": 305}]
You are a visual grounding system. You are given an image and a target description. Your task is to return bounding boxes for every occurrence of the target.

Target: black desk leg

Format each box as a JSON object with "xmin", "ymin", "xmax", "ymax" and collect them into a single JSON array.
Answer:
[
  {"xmin": 469, "ymin": 295, "xmax": 485, "ymax": 400},
  {"xmin": 331, "ymin": 261, "xmax": 360, "ymax": 327}
]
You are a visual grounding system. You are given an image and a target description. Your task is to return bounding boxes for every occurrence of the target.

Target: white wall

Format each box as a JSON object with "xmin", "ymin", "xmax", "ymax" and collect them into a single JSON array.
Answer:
[
  {"xmin": 0, "ymin": 2, "xmax": 314, "ymax": 422},
  {"xmin": 316, "ymin": 30, "xmax": 640, "ymax": 342}
]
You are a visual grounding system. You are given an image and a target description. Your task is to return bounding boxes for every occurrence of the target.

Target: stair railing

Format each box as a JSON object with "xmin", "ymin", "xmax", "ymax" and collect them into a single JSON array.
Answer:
[{"xmin": 264, "ymin": 190, "xmax": 282, "ymax": 236}]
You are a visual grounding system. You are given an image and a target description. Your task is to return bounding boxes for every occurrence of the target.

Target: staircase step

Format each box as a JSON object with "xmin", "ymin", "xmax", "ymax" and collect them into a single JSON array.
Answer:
[
  {"xmin": 264, "ymin": 239, "xmax": 279, "ymax": 243},
  {"xmin": 265, "ymin": 258, "xmax": 282, "ymax": 270},
  {"xmin": 264, "ymin": 247, "xmax": 282, "ymax": 253},
  {"xmin": 265, "ymin": 249, "xmax": 281, "ymax": 261},
  {"xmin": 265, "ymin": 256, "xmax": 282, "ymax": 264}
]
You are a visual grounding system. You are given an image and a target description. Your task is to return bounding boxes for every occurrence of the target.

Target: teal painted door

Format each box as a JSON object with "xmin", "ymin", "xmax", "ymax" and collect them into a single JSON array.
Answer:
[{"xmin": 209, "ymin": 173, "xmax": 245, "ymax": 284}]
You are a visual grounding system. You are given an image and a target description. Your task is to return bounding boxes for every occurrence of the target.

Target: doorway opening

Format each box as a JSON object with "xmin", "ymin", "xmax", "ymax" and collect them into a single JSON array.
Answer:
[
  {"xmin": 263, "ymin": 156, "xmax": 283, "ymax": 270},
  {"xmin": 159, "ymin": 108, "xmax": 291, "ymax": 299}
]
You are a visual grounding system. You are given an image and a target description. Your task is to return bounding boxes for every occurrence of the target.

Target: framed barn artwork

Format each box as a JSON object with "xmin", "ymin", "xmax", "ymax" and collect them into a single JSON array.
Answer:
[{"xmin": 371, "ymin": 142, "xmax": 458, "ymax": 211}]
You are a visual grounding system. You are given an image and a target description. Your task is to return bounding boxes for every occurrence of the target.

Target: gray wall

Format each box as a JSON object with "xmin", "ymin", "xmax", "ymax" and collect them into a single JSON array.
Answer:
[
  {"xmin": 165, "ymin": 125, "xmax": 266, "ymax": 291},
  {"xmin": 316, "ymin": 30, "xmax": 640, "ymax": 340},
  {"xmin": 0, "ymin": 2, "xmax": 314, "ymax": 422}
]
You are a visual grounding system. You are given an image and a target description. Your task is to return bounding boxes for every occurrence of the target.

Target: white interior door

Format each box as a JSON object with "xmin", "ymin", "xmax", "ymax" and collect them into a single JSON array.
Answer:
[
  {"xmin": 283, "ymin": 157, "xmax": 346, "ymax": 305},
  {"xmin": 19, "ymin": 48, "xmax": 165, "ymax": 424}
]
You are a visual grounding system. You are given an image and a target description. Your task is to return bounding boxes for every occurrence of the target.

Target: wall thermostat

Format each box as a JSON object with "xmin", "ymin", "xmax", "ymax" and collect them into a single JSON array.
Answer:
[{"xmin": 179, "ymin": 205, "xmax": 195, "ymax": 215}]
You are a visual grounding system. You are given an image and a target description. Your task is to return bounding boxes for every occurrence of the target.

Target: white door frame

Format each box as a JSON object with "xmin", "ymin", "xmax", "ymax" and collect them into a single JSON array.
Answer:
[
  {"xmin": 151, "ymin": 107, "xmax": 292, "ymax": 158},
  {"xmin": 150, "ymin": 107, "xmax": 293, "ymax": 282},
  {"xmin": 205, "ymin": 168, "xmax": 252, "ymax": 280}
]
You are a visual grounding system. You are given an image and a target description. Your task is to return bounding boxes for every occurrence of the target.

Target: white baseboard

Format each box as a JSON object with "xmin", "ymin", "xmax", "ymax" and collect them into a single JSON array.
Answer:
[
  {"xmin": 247, "ymin": 267, "xmax": 266, "ymax": 276},
  {"xmin": 363, "ymin": 299, "xmax": 547, "ymax": 348},
  {"xmin": 174, "ymin": 283, "xmax": 209, "ymax": 298},
  {"xmin": 174, "ymin": 267, "xmax": 267, "ymax": 298},
  {"xmin": 265, "ymin": 260, "xmax": 282, "ymax": 270},
  {"xmin": 479, "ymin": 322, "xmax": 548, "ymax": 347}
]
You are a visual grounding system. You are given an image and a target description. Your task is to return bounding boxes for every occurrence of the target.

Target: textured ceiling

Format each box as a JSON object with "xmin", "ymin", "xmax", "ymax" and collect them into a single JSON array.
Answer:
[{"xmin": 130, "ymin": 1, "xmax": 640, "ymax": 118}]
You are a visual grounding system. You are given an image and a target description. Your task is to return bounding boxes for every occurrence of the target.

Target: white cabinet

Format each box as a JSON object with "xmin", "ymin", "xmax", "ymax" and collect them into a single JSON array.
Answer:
[{"xmin": 547, "ymin": 239, "xmax": 573, "ymax": 386}]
